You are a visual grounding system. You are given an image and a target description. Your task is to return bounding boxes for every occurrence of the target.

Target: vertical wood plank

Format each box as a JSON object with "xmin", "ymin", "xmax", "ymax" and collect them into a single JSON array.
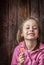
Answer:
[
  {"xmin": 39, "ymin": 0, "xmax": 44, "ymax": 42},
  {"xmin": 18, "ymin": 0, "xmax": 31, "ymax": 26},
  {"xmin": 31, "ymin": 0, "xmax": 39, "ymax": 18},
  {"xmin": 9, "ymin": 0, "xmax": 18, "ymax": 59},
  {"xmin": 0, "ymin": 0, "xmax": 9, "ymax": 65}
]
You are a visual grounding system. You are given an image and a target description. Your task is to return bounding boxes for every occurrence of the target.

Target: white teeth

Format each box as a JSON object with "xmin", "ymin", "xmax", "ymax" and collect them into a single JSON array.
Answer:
[
  {"xmin": 27, "ymin": 33, "xmax": 34, "ymax": 35},
  {"xmin": 28, "ymin": 33, "xmax": 33, "ymax": 34}
]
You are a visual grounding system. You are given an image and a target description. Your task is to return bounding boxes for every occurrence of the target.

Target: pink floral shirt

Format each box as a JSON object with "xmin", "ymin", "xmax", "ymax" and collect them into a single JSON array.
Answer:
[{"xmin": 11, "ymin": 41, "xmax": 44, "ymax": 65}]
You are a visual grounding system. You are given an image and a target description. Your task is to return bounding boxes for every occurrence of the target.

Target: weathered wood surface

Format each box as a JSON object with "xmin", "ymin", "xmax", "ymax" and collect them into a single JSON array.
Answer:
[{"xmin": 0, "ymin": 0, "xmax": 44, "ymax": 65}]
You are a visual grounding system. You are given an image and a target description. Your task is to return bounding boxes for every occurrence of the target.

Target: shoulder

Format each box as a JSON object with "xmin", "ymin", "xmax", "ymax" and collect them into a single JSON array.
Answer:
[
  {"xmin": 39, "ymin": 48, "xmax": 44, "ymax": 58},
  {"xmin": 37, "ymin": 44, "xmax": 44, "ymax": 60},
  {"xmin": 39, "ymin": 43, "xmax": 44, "ymax": 57},
  {"xmin": 37, "ymin": 48, "xmax": 44, "ymax": 64},
  {"xmin": 39, "ymin": 43, "xmax": 44, "ymax": 49}
]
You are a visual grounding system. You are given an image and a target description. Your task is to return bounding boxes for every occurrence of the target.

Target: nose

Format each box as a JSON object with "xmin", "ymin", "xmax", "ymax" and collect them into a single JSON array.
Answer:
[{"xmin": 29, "ymin": 27, "xmax": 33, "ymax": 32}]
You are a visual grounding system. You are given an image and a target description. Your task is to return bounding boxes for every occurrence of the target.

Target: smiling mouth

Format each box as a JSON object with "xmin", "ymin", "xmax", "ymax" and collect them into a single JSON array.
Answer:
[{"xmin": 27, "ymin": 33, "xmax": 34, "ymax": 35}]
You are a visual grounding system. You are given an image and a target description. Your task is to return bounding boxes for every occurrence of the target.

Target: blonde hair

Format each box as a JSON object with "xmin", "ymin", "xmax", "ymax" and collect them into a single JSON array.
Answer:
[{"xmin": 16, "ymin": 17, "xmax": 41, "ymax": 44}]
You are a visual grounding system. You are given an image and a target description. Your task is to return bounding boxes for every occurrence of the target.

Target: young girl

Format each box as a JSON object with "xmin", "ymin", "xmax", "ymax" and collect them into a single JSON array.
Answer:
[{"xmin": 11, "ymin": 17, "xmax": 44, "ymax": 65}]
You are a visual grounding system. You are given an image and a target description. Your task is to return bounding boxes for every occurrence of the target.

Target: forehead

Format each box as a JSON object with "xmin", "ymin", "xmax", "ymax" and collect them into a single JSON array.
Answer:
[{"xmin": 23, "ymin": 19, "xmax": 38, "ymax": 26}]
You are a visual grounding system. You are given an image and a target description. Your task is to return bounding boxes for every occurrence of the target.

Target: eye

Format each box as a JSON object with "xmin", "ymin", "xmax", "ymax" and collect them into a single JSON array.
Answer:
[
  {"xmin": 26, "ymin": 27, "xmax": 30, "ymax": 29},
  {"xmin": 33, "ymin": 26, "xmax": 38, "ymax": 29}
]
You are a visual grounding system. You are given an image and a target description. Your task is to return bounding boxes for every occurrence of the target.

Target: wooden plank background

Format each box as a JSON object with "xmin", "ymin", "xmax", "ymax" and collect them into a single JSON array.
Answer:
[{"xmin": 0, "ymin": 0, "xmax": 44, "ymax": 65}]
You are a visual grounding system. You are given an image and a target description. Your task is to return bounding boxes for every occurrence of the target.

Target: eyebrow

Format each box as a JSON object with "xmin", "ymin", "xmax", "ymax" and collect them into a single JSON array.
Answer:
[{"xmin": 25, "ymin": 24, "xmax": 38, "ymax": 27}]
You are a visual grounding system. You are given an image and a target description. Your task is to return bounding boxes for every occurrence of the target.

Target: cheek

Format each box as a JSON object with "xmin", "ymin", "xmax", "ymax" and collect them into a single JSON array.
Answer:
[
  {"xmin": 21, "ymin": 30, "xmax": 26, "ymax": 37},
  {"xmin": 23, "ymin": 29, "xmax": 27, "ymax": 34},
  {"xmin": 35, "ymin": 30, "xmax": 39, "ymax": 36}
]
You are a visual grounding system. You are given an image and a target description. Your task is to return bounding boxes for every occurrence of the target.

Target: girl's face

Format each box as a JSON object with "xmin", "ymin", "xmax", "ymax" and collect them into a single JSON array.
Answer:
[{"xmin": 22, "ymin": 19, "xmax": 39, "ymax": 40}]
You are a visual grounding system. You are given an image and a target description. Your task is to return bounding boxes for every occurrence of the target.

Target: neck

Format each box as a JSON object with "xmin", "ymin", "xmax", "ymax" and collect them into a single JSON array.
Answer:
[{"xmin": 25, "ymin": 39, "xmax": 37, "ymax": 50}]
